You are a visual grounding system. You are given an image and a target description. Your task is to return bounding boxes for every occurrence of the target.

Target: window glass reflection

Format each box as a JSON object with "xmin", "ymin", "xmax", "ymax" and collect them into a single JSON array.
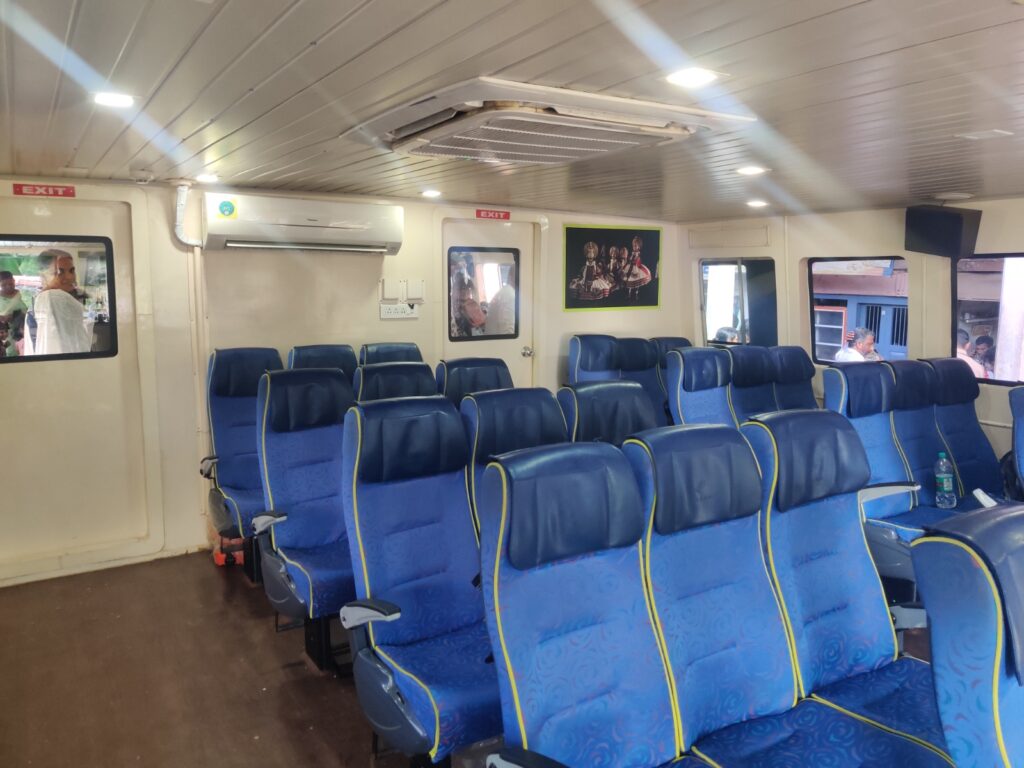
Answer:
[{"xmin": 448, "ymin": 247, "xmax": 519, "ymax": 341}]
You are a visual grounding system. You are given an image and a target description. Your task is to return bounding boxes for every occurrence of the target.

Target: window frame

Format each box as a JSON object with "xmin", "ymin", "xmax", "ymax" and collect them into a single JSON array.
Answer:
[
  {"xmin": 698, "ymin": 257, "xmax": 778, "ymax": 347},
  {"xmin": 951, "ymin": 251, "xmax": 1024, "ymax": 386},
  {"xmin": 446, "ymin": 245, "xmax": 520, "ymax": 342},
  {"xmin": 0, "ymin": 234, "xmax": 118, "ymax": 364}
]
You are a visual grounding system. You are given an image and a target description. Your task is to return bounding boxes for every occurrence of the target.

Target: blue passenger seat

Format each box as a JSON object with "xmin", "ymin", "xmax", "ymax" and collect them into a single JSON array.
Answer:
[
  {"xmin": 353, "ymin": 362, "xmax": 436, "ymax": 401},
  {"xmin": 771, "ymin": 345, "xmax": 818, "ymax": 410},
  {"xmin": 567, "ymin": 333, "xmax": 617, "ymax": 383},
  {"xmin": 436, "ymin": 357, "xmax": 513, "ymax": 404},
  {"xmin": 1014, "ymin": 386, "xmax": 1024, "ymax": 485},
  {"xmin": 556, "ymin": 380, "xmax": 656, "ymax": 445},
  {"xmin": 665, "ymin": 347, "xmax": 734, "ymax": 426},
  {"xmin": 339, "ymin": 397, "xmax": 500, "ymax": 763},
  {"xmin": 288, "ymin": 344, "xmax": 357, "ymax": 383},
  {"xmin": 568, "ymin": 334, "xmax": 668, "ymax": 424},
  {"xmin": 727, "ymin": 345, "xmax": 779, "ymax": 421},
  {"xmin": 359, "ymin": 341, "xmax": 423, "ymax": 365},
  {"xmin": 742, "ymin": 410, "xmax": 951, "ymax": 761}
]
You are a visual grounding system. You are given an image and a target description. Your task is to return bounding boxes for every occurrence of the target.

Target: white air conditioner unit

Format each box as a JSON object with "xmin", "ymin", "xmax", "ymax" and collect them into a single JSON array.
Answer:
[{"xmin": 202, "ymin": 193, "xmax": 403, "ymax": 255}]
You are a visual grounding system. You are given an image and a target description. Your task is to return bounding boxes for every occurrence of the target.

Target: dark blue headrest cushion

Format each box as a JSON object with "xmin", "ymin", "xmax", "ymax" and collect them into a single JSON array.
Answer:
[
  {"xmin": 837, "ymin": 362, "xmax": 895, "ymax": 418},
  {"xmin": 210, "ymin": 348, "xmax": 283, "ymax": 397},
  {"xmin": 495, "ymin": 442, "xmax": 644, "ymax": 570},
  {"xmin": 615, "ymin": 338, "xmax": 659, "ymax": 371},
  {"xmin": 926, "ymin": 357, "xmax": 980, "ymax": 405},
  {"xmin": 354, "ymin": 397, "xmax": 468, "ymax": 483},
  {"xmin": 651, "ymin": 337, "xmax": 692, "ymax": 368},
  {"xmin": 573, "ymin": 334, "xmax": 617, "ymax": 372},
  {"xmin": 632, "ymin": 426, "xmax": 761, "ymax": 534},
  {"xmin": 290, "ymin": 345, "xmax": 357, "ymax": 378},
  {"xmin": 729, "ymin": 345, "xmax": 776, "ymax": 388},
  {"xmin": 771, "ymin": 346, "xmax": 815, "ymax": 384},
  {"xmin": 441, "ymin": 358, "xmax": 513, "ymax": 400},
  {"xmin": 889, "ymin": 360, "xmax": 937, "ymax": 410},
  {"xmin": 356, "ymin": 362, "xmax": 437, "ymax": 400},
  {"xmin": 264, "ymin": 369, "xmax": 354, "ymax": 433},
  {"xmin": 464, "ymin": 388, "xmax": 567, "ymax": 460},
  {"xmin": 360, "ymin": 342, "xmax": 423, "ymax": 365},
  {"xmin": 569, "ymin": 380, "xmax": 657, "ymax": 445},
  {"xmin": 680, "ymin": 348, "xmax": 731, "ymax": 392},
  {"xmin": 752, "ymin": 410, "xmax": 870, "ymax": 511}
]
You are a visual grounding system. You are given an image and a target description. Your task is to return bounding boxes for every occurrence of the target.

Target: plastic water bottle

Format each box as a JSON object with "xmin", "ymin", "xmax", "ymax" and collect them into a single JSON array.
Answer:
[{"xmin": 935, "ymin": 452, "xmax": 957, "ymax": 509}]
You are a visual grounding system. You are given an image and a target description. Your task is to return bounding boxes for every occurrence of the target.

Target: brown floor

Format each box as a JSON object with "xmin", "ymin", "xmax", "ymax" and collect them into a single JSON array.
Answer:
[{"xmin": 0, "ymin": 553, "xmax": 410, "ymax": 768}]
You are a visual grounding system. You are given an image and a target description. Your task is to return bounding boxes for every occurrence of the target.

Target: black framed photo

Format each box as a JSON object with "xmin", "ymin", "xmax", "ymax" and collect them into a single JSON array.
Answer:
[
  {"xmin": 447, "ymin": 246, "xmax": 520, "ymax": 341},
  {"xmin": 564, "ymin": 225, "xmax": 661, "ymax": 310}
]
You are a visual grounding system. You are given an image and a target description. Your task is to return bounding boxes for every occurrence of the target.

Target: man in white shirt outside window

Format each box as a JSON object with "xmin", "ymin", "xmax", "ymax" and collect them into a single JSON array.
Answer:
[{"xmin": 834, "ymin": 327, "xmax": 880, "ymax": 363}]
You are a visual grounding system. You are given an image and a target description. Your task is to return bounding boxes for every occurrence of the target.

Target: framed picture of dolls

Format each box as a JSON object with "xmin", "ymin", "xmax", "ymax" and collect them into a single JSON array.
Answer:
[{"xmin": 563, "ymin": 225, "xmax": 661, "ymax": 310}]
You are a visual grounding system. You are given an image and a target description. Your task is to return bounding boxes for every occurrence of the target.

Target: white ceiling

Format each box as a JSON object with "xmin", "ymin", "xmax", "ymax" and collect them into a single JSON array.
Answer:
[{"xmin": 2, "ymin": 0, "xmax": 1024, "ymax": 221}]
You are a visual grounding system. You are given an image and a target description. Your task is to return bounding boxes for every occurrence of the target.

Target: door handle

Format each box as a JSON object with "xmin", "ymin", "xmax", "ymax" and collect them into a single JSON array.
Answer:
[{"xmin": 521, "ymin": 346, "xmax": 534, "ymax": 358}]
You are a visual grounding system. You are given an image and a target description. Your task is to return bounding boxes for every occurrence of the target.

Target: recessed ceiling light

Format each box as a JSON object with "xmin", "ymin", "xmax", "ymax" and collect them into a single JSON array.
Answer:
[
  {"xmin": 94, "ymin": 91, "xmax": 134, "ymax": 108},
  {"xmin": 933, "ymin": 191, "xmax": 974, "ymax": 201},
  {"xmin": 421, "ymin": 189, "xmax": 442, "ymax": 198},
  {"xmin": 954, "ymin": 128, "xmax": 1013, "ymax": 141},
  {"xmin": 196, "ymin": 173, "xmax": 219, "ymax": 184},
  {"xmin": 736, "ymin": 165, "xmax": 768, "ymax": 176},
  {"xmin": 666, "ymin": 67, "xmax": 719, "ymax": 89},
  {"xmin": 747, "ymin": 199, "xmax": 769, "ymax": 208}
]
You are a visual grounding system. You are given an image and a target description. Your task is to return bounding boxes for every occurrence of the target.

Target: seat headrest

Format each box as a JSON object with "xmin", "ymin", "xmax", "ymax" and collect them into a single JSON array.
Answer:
[
  {"xmin": 572, "ymin": 334, "xmax": 618, "ymax": 373},
  {"xmin": 262, "ymin": 369, "xmax": 354, "ymax": 433},
  {"xmin": 629, "ymin": 425, "xmax": 761, "ymax": 534},
  {"xmin": 352, "ymin": 396, "xmax": 468, "ymax": 483},
  {"xmin": 749, "ymin": 410, "xmax": 870, "ymax": 511},
  {"xmin": 359, "ymin": 342, "xmax": 423, "ymax": 365},
  {"xmin": 565, "ymin": 380, "xmax": 657, "ymax": 445},
  {"xmin": 438, "ymin": 357, "xmax": 514, "ymax": 402},
  {"xmin": 926, "ymin": 357, "xmax": 980, "ymax": 405},
  {"xmin": 888, "ymin": 360, "xmax": 937, "ymax": 410},
  {"xmin": 677, "ymin": 347, "xmax": 731, "ymax": 392},
  {"xmin": 833, "ymin": 362, "xmax": 895, "ymax": 417},
  {"xmin": 355, "ymin": 362, "xmax": 437, "ymax": 401},
  {"xmin": 729, "ymin": 345, "xmax": 776, "ymax": 388},
  {"xmin": 615, "ymin": 338, "xmax": 659, "ymax": 371},
  {"xmin": 770, "ymin": 346, "xmax": 815, "ymax": 384},
  {"xmin": 209, "ymin": 348, "xmax": 283, "ymax": 397},
  {"xmin": 492, "ymin": 442, "xmax": 644, "ymax": 570},
  {"xmin": 463, "ymin": 388, "xmax": 567, "ymax": 461},
  {"xmin": 289, "ymin": 344, "xmax": 357, "ymax": 378},
  {"xmin": 651, "ymin": 337, "xmax": 692, "ymax": 368}
]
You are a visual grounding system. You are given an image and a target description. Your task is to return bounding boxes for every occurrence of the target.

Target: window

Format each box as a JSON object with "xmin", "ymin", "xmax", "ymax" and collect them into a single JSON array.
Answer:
[
  {"xmin": 447, "ymin": 246, "xmax": 519, "ymax": 341},
  {"xmin": 699, "ymin": 259, "xmax": 777, "ymax": 346},
  {"xmin": 953, "ymin": 254, "xmax": 1024, "ymax": 383},
  {"xmin": 808, "ymin": 258, "xmax": 907, "ymax": 364},
  {"xmin": 0, "ymin": 236, "xmax": 117, "ymax": 363}
]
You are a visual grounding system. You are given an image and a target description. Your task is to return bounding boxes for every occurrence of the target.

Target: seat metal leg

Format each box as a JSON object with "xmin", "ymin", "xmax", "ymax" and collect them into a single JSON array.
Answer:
[{"xmin": 242, "ymin": 536, "xmax": 262, "ymax": 584}]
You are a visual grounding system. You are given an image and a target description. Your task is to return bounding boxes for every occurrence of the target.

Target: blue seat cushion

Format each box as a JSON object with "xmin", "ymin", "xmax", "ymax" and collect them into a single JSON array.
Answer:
[
  {"xmin": 867, "ymin": 507, "xmax": 959, "ymax": 542},
  {"xmin": 694, "ymin": 698, "xmax": 951, "ymax": 767},
  {"xmin": 812, "ymin": 656, "xmax": 948, "ymax": 755},
  {"xmin": 375, "ymin": 622, "xmax": 502, "ymax": 761},
  {"xmin": 217, "ymin": 484, "xmax": 266, "ymax": 536},
  {"xmin": 278, "ymin": 542, "xmax": 357, "ymax": 619}
]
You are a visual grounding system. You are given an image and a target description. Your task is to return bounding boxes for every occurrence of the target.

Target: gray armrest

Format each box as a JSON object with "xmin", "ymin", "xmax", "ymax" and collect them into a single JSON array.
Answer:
[
  {"xmin": 487, "ymin": 747, "xmax": 570, "ymax": 768},
  {"xmin": 858, "ymin": 483, "xmax": 920, "ymax": 504},
  {"xmin": 340, "ymin": 599, "xmax": 402, "ymax": 629},
  {"xmin": 252, "ymin": 513, "xmax": 287, "ymax": 535},
  {"xmin": 199, "ymin": 455, "xmax": 219, "ymax": 479}
]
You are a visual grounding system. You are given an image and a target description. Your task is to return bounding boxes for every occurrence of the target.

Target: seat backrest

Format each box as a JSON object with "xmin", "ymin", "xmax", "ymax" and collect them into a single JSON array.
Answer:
[
  {"xmin": 353, "ymin": 362, "xmax": 437, "ymax": 401},
  {"xmin": 342, "ymin": 396, "xmax": 480, "ymax": 646},
  {"xmin": 742, "ymin": 410, "xmax": 898, "ymax": 696},
  {"xmin": 727, "ymin": 345, "xmax": 779, "ymax": 421},
  {"xmin": 460, "ymin": 388, "xmax": 567, "ymax": 532},
  {"xmin": 616, "ymin": 337, "xmax": 669, "ymax": 426},
  {"xmin": 666, "ymin": 347, "xmax": 734, "ymax": 426},
  {"xmin": 925, "ymin": 357, "xmax": 1002, "ymax": 496},
  {"xmin": 436, "ymin": 357, "xmax": 513, "ymax": 404},
  {"xmin": 652, "ymin": 335, "xmax": 693, "ymax": 400},
  {"xmin": 887, "ymin": 360, "xmax": 944, "ymax": 506},
  {"xmin": 358, "ymin": 341, "xmax": 423, "ymax": 365},
  {"xmin": 823, "ymin": 363, "xmax": 914, "ymax": 519},
  {"xmin": 771, "ymin": 345, "xmax": 818, "ymax": 410},
  {"xmin": 207, "ymin": 347, "xmax": 283, "ymax": 490},
  {"xmin": 477, "ymin": 442, "xmax": 678, "ymax": 767},
  {"xmin": 567, "ymin": 333, "xmax": 618, "ymax": 383},
  {"xmin": 556, "ymin": 380, "xmax": 657, "ymax": 446},
  {"xmin": 622, "ymin": 425, "xmax": 798, "ymax": 748},
  {"xmin": 1014, "ymin": 387, "xmax": 1024, "ymax": 482},
  {"xmin": 288, "ymin": 344, "xmax": 357, "ymax": 382},
  {"xmin": 257, "ymin": 369, "xmax": 353, "ymax": 549}
]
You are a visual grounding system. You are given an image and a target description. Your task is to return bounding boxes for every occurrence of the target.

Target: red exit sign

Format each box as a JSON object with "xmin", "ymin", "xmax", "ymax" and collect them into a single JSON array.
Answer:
[
  {"xmin": 476, "ymin": 208, "xmax": 510, "ymax": 220},
  {"xmin": 13, "ymin": 183, "xmax": 76, "ymax": 198}
]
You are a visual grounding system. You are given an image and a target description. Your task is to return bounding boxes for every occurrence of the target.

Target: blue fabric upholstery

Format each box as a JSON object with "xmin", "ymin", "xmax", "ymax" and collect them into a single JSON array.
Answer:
[
  {"xmin": 925, "ymin": 357, "xmax": 1002, "ymax": 496},
  {"xmin": 354, "ymin": 362, "xmax": 437, "ymax": 402},
  {"xmin": 206, "ymin": 347, "xmax": 283, "ymax": 536},
  {"xmin": 1014, "ymin": 387, "xmax": 1024, "ymax": 482},
  {"xmin": 341, "ymin": 397, "xmax": 499, "ymax": 760},
  {"xmin": 867, "ymin": 507, "xmax": 957, "ymax": 542},
  {"xmin": 436, "ymin": 357, "xmax": 513, "ymax": 404},
  {"xmin": 771, "ymin": 346, "xmax": 818, "ymax": 410},
  {"xmin": 256, "ymin": 369, "xmax": 355, "ymax": 619},
  {"xmin": 665, "ymin": 348, "xmax": 735, "ymax": 426},
  {"xmin": 568, "ymin": 335, "xmax": 668, "ymax": 424},
  {"xmin": 287, "ymin": 344, "xmax": 357, "ymax": 382},
  {"xmin": 359, "ymin": 342, "xmax": 423, "ymax": 365},
  {"xmin": 477, "ymin": 443, "xmax": 678, "ymax": 767},
  {"xmin": 728, "ymin": 345, "xmax": 779, "ymax": 422},
  {"xmin": 567, "ymin": 334, "xmax": 617, "ymax": 383},
  {"xmin": 887, "ymin": 361, "xmax": 945, "ymax": 507},
  {"xmin": 652, "ymin": 336, "xmax": 693, "ymax": 406},
  {"xmin": 556, "ymin": 381, "xmax": 657, "ymax": 446}
]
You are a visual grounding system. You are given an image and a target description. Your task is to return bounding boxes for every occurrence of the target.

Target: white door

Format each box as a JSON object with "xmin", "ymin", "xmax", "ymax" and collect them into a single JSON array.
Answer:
[{"xmin": 442, "ymin": 218, "xmax": 535, "ymax": 386}]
